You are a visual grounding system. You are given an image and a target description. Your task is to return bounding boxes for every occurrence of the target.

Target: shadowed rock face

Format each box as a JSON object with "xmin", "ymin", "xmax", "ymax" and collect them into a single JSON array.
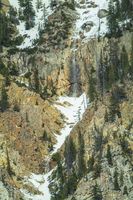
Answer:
[{"xmin": 0, "ymin": 80, "xmax": 64, "ymax": 198}]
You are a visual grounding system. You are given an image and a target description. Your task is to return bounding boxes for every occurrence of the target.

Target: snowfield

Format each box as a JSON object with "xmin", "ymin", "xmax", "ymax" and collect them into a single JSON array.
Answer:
[
  {"xmin": 8, "ymin": 0, "xmax": 109, "ymax": 49},
  {"xmin": 75, "ymin": 0, "xmax": 108, "ymax": 40},
  {"xmin": 8, "ymin": 0, "xmax": 52, "ymax": 49},
  {"xmin": 21, "ymin": 93, "xmax": 88, "ymax": 200}
]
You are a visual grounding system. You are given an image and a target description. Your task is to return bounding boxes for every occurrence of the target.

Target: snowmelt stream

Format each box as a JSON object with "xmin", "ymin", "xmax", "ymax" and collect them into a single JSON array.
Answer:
[{"xmin": 21, "ymin": 93, "xmax": 88, "ymax": 200}]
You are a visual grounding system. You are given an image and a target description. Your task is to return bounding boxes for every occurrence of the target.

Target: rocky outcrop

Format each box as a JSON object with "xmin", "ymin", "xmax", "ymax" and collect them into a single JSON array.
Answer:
[
  {"xmin": 75, "ymin": 31, "xmax": 133, "ymax": 94},
  {"xmin": 98, "ymin": 9, "xmax": 108, "ymax": 18},
  {"xmin": 0, "ymin": 80, "xmax": 64, "ymax": 198},
  {"xmin": 50, "ymin": 81, "xmax": 133, "ymax": 200},
  {"xmin": 49, "ymin": 30, "xmax": 133, "ymax": 199}
]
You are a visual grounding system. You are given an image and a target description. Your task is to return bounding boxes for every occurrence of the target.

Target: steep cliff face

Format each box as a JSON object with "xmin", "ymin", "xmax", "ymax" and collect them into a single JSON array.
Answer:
[
  {"xmin": 0, "ymin": 76, "xmax": 65, "ymax": 199},
  {"xmin": 0, "ymin": 0, "xmax": 133, "ymax": 199},
  {"xmin": 46, "ymin": 18, "xmax": 133, "ymax": 200},
  {"xmin": 62, "ymin": 82, "xmax": 133, "ymax": 200}
]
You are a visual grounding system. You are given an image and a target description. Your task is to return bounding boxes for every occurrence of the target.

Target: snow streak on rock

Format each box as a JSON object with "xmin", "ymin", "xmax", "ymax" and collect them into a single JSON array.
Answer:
[
  {"xmin": 21, "ymin": 93, "xmax": 88, "ymax": 200},
  {"xmin": 53, "ymin": 93, "xmax": 88, "ymax": 154}
]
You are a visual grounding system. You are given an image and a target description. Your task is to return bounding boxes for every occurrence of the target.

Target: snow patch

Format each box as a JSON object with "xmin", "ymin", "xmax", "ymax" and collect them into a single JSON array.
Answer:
[
  {"xmin": 8, "ymin": 0, "xmax": 52, "ymax": 49},
  {"xmin": 21, "ymin": 93, "xmax": 88, "ymax": 200},
  {"xmin": 53, "ymin": 93, "xmax": 88, "ymax": 154},
  {"xmin": 75, "ymin": 0, "xmax": 108, "ymax": 40}
]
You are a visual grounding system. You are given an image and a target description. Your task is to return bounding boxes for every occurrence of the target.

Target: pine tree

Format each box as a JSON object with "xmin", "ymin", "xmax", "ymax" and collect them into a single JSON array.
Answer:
[
  {"xmin": 107, "ymin": 0, "xmax": 121, "ymax": 37},
  {"xmin": 0, "ymin": 85, "xmax": 9, "ymax": 112},
  {"xmin": 98, "ymin": 51, "xmax": 104, "ymax": 95},
  {"xmin": 106, "ymin": 145, "xmax": 113, "ymax": 166},
  {"xmin": 23, "ymin": 0, "xmax": 35, "ymax": 30},
  {"xmin": 33, "ymin": 68, "xmax": 40, "ymax": 92},
  {"xmin": 87, "ymin": 156, "xmax": 94, "ymax": 172},
  {"xmin": 0, "ymin": 0, "xmax": 2, "ymax": 10},
  {"xmin": 50, "ymin": 0, "xmax": 57, "ymax": 10},
  {"xmin": 43, "ymin": 3, "xmax": 47, "ymax": 26},
  {"xmin": 120, "ymin": 45, "xmax": 129, "ymax": 78},
  {"xmin": 120, "ymin": 170, "xmax": 124, "ymax": 187},
  {"xmin": 36, "ymin": 0, "xmax": 43, "ymax": 10},
  {"xmin": 108, "ymin": 88, "xmax": 121, "ymax": 122},
  {"xmin": 77, "ymin": 132, "xmax": 86, "ymax": 178},
  {"xmin": 92, "ymin": 183, "xmax": 103, "ymax": 200},
  {"xmin": 9, "ymin": 6, "xmax": 17, "ymax": 24},
  {"xmin": 113, "ymin": 168, "xmax": 120, "ymax": 191},
  {"xmin": 93, "ymin": 160, "xmax": 101, "ymax": 179},
  {"xmin": 130, "ymin": 37, "xmax": 133, "ymax": 78},
  {"xmin": 121, "ymin": 0, "xmax": 132, "ymax": 21},
  {"xmin": 66, "ymin": 169, "xmax": 77, "ymax": 195},
  {"xmin": 64, "ymin": 136, "xmax": 76, "ymax": 171},
  {"xmin": 108, "ymin": 41, "xmax": 119, "ymax": 87},
  {"xmin": 123, "ymin": 186, "xmax": 128, "ymax": 195},
  {"xmin": 18, "ymin": 0, "xmax": 26, "ymax": 7},
  {"xmin": 6, "ymin": 148, "xmax": 13, "ymax": 176},
  {"xmin": 88, "ymin": 68, "xmax": 96, "ymax": 102},
  {"xmin": 115, "ymin": 0, "xmax": 121, "ymax": 21}
]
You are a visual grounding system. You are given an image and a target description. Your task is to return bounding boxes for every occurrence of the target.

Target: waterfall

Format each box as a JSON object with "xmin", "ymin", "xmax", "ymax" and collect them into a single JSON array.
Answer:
[{"xmin": 70, "ymin": 39, "xmax": 81, "ymax": 97}]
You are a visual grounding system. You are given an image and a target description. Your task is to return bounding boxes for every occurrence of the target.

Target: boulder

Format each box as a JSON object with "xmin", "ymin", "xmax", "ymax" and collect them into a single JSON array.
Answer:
[
  {"xmin": 97, "ymin": 9, "xmax": 108, "ymax": 18},
  {"xmin": 81, "ymin": 21, "xmax": 94, "ymax": 32}
]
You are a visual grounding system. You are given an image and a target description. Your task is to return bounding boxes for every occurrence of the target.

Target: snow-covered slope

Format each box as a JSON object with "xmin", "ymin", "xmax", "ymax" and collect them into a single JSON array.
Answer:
[
  {"xmin": 75, "ymin": 0, "xmax": 108, "ymax": 39},
  {"xmin": 8, "ymin": 0, "xmax": 109, "ymax": 49},
  {"xmin": 21, "ymin": 93, "xmax": 88, "ymax": 200},
  {"xmin": 9, "ymin": 0, "xmax": 52, "ymax": 49}
]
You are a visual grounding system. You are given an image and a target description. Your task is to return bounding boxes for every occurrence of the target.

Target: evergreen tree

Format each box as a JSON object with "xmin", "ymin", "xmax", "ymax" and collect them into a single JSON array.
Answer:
[
  {"xmin": 120, "ymin": 45, "xmax": 129, "ymax": 78},
  {"xmin": 113, "ymin": 168, "xmax": 120, "ymax": 191},
  {"xmin": 106, "ymin": 145, "xmax": 113, "ymax": 166},
  {"xmin": 64, "ymin": 136, "xmax": 76, "ymax": 171},
  {"xmin": 120, "ymin": 170, "xmax": 124, "ymax": 187},
  {"xmin": 43, "ymin": 3, "xmax": 47, "ymax": 26},
  {"xmin": 98, "ymin": 51, "xmax": 104, "ymax": 95},
  {"xmin": 92, "ymin": 183, "xmax": 103, "ymax": 200},
  {"xmin": 98, "ymin": 51, "xmax": 110, "ymax": 95},
  {"xmin": 108, "ymin": 41, "xmax": 119, "ymax": 87},
  {"xmin": 18, "ymin": 0, "xmax": 25, "ymax": 7},
  {"xmin": 108, "ymin": 88, "xmax": 121, "ymax": 122},
  {"xmin": 50, "ymin": 0, "xmax": 57, "ymax": 10},
  {"xmin": 130, "ymin": 37, "xmax": 133, "ymax": 78},
  {"xmin": 121, "ymin": 0, "xmax": 132, "ymax": 20},
  {"xmin": 65, "ymin": 169, "xmax": 78, "ymax": 196},
  {"xmin": 115, "ymin": 0, "xmax": 121, "ymax": 21},
  {"xmin": 77, "ymin": 132, "xmax": 86, "ymax": 178},
  {"xmin": 87, "ymin": 156, "xmax": 94, "ymax": 172},
  {"xmin": 93, "ymin": 160, "xmax": 101, "ymax": 179},
  {"xmin": 123, "ymin": 186, "xmax": 128, "ymax": 195},
  {"xmin": 0, "ymin": 85, "xmax": 9, "ymax": 112},
  {"xmin": 107, "ymin": 0, "xmax": 121, "ymax": 37},
  {"xmin": 57, "ymin": 160, "xmax": 64, "ymax": 182},
  {"xmin": 36, "ymin": 0, "xmax": 43, "ymax": 10},
  {"xmin": 23, "ymin": 0, "xmax": 35, "ymax": 30},
  {"xmin": 88, "ymin": 68, "xmax": 96, "ymax": 102},
  {"xmin": 0, "ymin": 0, "xmax": 2, "ymax": 10},
  {"xmin": 9, "ymin": 6, "xmax": 17, "ymax": 24},
  {"xmin": 33, "ymin": 68, "xmax": 40, "ymax": 92}
]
